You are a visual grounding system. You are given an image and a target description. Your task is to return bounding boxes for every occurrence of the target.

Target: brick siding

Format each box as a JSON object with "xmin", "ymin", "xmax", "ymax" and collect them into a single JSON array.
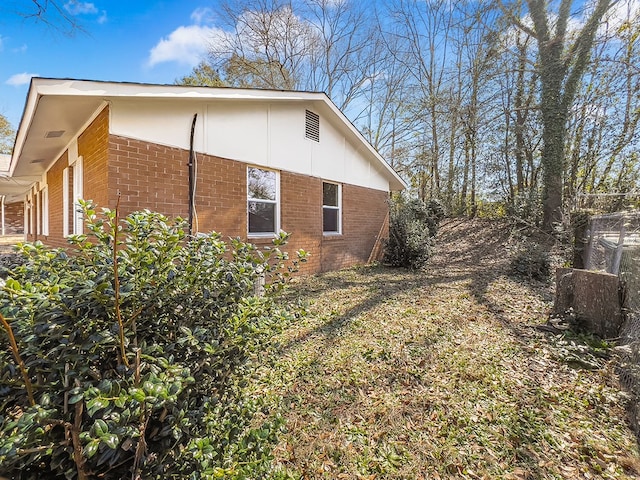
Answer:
[
  {"xmin": 320, "ymin": 184, "xmax": 389, "ymax": 272},
  {"xmin": 3, "ymin": 202, "xmax": 24, "ymax": 234},
  {"xmin": 109, "ymin": 135, "xmax": 388, "ymax": 274},
  {"xmin": 79, "ymin": 106, "xmax": 109, "ymax": 209},
  {"xmin": 42, "ymin": 151, "xmax": 69, "ymax": 246}
]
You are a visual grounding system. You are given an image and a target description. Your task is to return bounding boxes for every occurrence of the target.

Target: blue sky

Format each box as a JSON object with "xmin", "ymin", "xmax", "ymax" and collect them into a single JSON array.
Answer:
[{"xmin": 0, "ymin": 1, "xmax": 226, "ymax": 127}]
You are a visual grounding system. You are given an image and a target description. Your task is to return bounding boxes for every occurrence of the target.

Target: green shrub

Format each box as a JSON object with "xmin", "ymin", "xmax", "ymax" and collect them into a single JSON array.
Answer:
[
  {"xmin": 384, "ymin": 197, "xmax": 445, "ymax": 270},
  {"xmin": 510, "ymin": 242, "xmax": 551, "ymax": 281},
  {"xmin": 507, "ymin": 191, "xmax": 543, "ymax": 226},
  {"xmin": 0, "ymin": 202, "xmax": 306, "ymax": 479},
  {"xmin": 0, "ymin": 253, "xmax": 24, "ymax": 278}
]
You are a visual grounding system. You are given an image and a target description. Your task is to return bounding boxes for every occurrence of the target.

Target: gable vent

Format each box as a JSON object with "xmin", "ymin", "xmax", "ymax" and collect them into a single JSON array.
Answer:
[
  {"xmin": 305, "ymin": 110, "xmax": 319, "ymax": 142},
  {"xmin": 45, "ymin": 130, "xmax": 65, "ymax": 138}
]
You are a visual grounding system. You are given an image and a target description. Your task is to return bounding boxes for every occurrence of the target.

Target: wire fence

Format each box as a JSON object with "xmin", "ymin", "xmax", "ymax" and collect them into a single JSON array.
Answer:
[
  {"xmin": 574, "ymin": 193, "xmax": 640, "ymax": 214},
  {"xmin": 584, "ymin": 212, "xmax": 640, "ymax": 311},
  {"xmin": 583, "ymin": 212, "xmax": 640, "ymax": 432}
]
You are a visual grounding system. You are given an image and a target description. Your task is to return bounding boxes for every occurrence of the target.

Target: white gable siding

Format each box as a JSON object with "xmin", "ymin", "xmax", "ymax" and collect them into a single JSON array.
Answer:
[
  {"xmin": 109, "ymin": 99, "xmax": 207, "ymax": 152},
  {"xmin": 206, "ymin": 102, "xmax": 270, "ymax": 166},
  {"xmin": 109, "ymin": 98, "xmax": 390, "ymax": 192}
]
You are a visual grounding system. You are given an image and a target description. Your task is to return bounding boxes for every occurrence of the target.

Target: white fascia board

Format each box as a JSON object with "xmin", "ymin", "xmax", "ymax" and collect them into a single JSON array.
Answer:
[
  {"xmin": 30, "ymin": 77, "xmax": 326, "ymax": 102},
  {"xmin": 9, "ymin": 79, "xmax": 42, "ymax": 176}
]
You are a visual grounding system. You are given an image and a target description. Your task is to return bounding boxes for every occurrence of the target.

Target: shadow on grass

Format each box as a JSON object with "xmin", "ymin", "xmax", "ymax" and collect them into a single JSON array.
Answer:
[
  {"xmin": 281, "ymin": 265, "xmax": 431, "ymax": 352},
  {"xmin": 282, "ymin": 218, "xmax": 553, "ymax": 355}
]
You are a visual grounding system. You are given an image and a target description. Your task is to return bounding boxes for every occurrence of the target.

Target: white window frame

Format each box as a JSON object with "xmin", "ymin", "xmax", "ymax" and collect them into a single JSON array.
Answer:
[
  {"xmin": 41, "ymin": 185, "xmax": 49, "ymax": 236},
  {"xmin": 247, "ymin": 166, "xmax": 280, "ymax": 237},
  {"xmin": 72, "ymin": 156, "xmax": 84, "ymax": 235},
  {"xmin": 62, "ymin": 167, "xmax": 69, "ymax": 237},
  {"xmin": 36, "ymin": 189, "xmax": 41, "ymax": 236},
  {"xmin": 24, "ymin": 194, "xmax": 32, "ymax": 236},
  {"xmin": 322, "ymin": 181, "xmax": 342, "ymax": 235},
  {"xmin": 63, "ymin": 156, "xmax": 84, "ymax": 237}
]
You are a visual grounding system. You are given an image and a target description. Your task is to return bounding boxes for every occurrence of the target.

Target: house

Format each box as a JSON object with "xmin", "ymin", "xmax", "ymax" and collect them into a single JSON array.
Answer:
[{"xmin": 5, "ymin": 78, "xmax": 405, "ymax": 273}]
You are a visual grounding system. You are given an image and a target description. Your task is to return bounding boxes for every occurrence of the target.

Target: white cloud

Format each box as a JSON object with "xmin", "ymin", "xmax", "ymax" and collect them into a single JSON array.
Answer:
[
  {"xmin": 600, "ymin": 0, "xmax": 640, "ymax": 33},
  {"xmin": 12, "ymin": 44, "xmax": 28, "ymax": 54},
  {"xmin": 191, "ymin": 7, "xmax": 215, "ymax": 25},
  {"xmin": 147, "ymin": 23, "xmax": 225, "ymax": 67},
  {"xmin": 6, "ymin": 73, "xmax": 38, "ymax": 86},
  {"xmin": 97, "ymin": 10, "xmax": 108, "ymax": 24},
  {"xmin": 64, "ymin": 1, "xmax": 98, "ymax": 15}
]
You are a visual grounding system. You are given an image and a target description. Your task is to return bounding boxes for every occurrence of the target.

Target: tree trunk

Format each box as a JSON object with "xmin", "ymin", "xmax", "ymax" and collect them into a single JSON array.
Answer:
[{"xmin": 540, "ymin": 101, "xmax": 566, "ymax": 230}]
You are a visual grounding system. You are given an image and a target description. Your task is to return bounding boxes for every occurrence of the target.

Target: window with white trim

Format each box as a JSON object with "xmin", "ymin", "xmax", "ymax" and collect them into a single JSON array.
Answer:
[
  {"xmin": 36, "ymin": 189, "xmax": 41, "ymax": 236},
  {"xmin": 322, "ymin": 182, "xmax": 341, "ymax": 234},
  {"xmin": 25, "ymin": 193, "xmax": 32, "ymax": 235},
  {"xmin": 63, "ymin": 156, "xmax": 84, "ymax": 236},
  {"xmin": 247, "ymin": 166, "xmax": 279, "ymax": 235},
  {"xmin": 41, "ymin": 185, "xmax": 49, "ymax": 236}
]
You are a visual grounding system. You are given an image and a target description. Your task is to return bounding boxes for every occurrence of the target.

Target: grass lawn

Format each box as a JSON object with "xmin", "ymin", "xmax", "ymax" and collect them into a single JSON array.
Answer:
[{"xmin": 260, "ymin": 219, "xmax": 640, "ymax": 479}]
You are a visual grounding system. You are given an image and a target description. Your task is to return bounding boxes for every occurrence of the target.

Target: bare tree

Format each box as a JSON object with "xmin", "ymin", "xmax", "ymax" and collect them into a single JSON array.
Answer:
[
  {"xmin": 502, "ymin": 0, "xmax": 618, "ymax": 230},
  {"xmin": 386, "ymin": 0, "xmax": 460, "ymax": 200},
  {"xmin": 298, "ymin": 0, "xmax": 377, "ymax": 111},
  {"xmin": 210, "ymin": 0, "xmax": 317, "ymax": 89},
  {"xmin": 4, "ymin": 0, "xmax": 82, "ymax": 33}
]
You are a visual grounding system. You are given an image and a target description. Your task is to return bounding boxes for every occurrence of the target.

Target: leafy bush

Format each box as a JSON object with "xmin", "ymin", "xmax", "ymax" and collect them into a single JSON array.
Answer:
[
  {"xmin": 0, "ymin": 202, "xmax": 306, "ymax": 479},
  {"xmin": 0, "ymin": 253, "xmax": 24, "ymax": 278},
  {"xmin": 507, "ymin": 191, "xmax": 543, "ymax": 226},
  {"xmin": 384, "ymin": 197, "xmax": 445, "ymax": 270},
  {"xmin": 510, "ymin": 242, "xmax": 551, "ymax": 281}
]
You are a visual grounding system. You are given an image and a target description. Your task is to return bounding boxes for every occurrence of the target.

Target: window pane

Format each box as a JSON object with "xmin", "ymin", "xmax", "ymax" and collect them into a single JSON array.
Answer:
[
  {"xmin": 249, "ymin": 201, "xmax": 276, "ymax": 233},
  {"xmin": 248, "ymin": 168, "xmax": 276, "ymax": 200},
  {"xmin": 323, "ymin": 182, "xmax": 338, "ymax": 206},
  {"xmin": 323, "ymin": 207, "xmax": 339, "ymax": 232}
]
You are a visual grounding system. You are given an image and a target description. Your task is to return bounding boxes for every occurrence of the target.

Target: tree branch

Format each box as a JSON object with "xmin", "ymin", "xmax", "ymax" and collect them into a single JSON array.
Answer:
[{"xmin": 0, "ymin": 312, "xmax": 35, "ymax": 406}]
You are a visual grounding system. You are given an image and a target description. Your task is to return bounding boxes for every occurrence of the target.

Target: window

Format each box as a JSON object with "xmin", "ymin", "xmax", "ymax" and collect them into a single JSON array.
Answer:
[
  {"xmin": 63, "ymin": 156, "xmax": 83, "ymax": 236},
  {"xmin": 41, "ymin": 185, "xmax": 49, "ymax": 236},
  {"xmin": 36, "ymin": 189, "xmax": 41, "ymax": 235},
  {"xmin": 247, "ymin": 167, "xmax": 279, "ymax": 235},
  {"xmin": 305, "ymin": 110, "xmax": 319, "ymax": 142},
  {"xmin": 323, "ymin": 182, "xmax": 341, "ymax": 234},
  {"xmin": 25, "ymin": 193, "xmax": 32, "ymax": 236},
  {"xmin": 34, "ymin": 185, "xmax": 49, "ymax": 236}
]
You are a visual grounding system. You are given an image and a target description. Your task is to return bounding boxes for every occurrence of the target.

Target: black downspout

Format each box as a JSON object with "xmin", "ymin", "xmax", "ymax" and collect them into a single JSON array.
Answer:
[{"xmin": 188, "ymin": 113, "xmax": 198, "ymax": 236}]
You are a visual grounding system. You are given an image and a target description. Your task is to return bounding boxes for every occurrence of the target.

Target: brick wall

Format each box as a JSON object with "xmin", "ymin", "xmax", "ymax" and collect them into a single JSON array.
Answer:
[
  {"xmin": 37, "ymin": 125, "xmax": 390, "ymax": 274},
  {"xmin": 251, "ymin": 173, "xmax": 389, "ymax": 274},
  {"xmin": 109, "ymin": 136, "xmax": 250, "ymax": 237},
  {"xmin": 79, "ymin": 106, "xmax": 109, "ymax": 209},
  {"xmin": 108, "ymin": 135, "xmax": 389, "ymax": 274},
  {"xmin": 43, "ymin": 151, "xmax": 69, "ymax": 247},
  {"xmin": 320, "ymin": 184, "xmax": 389, "ymax": 272},
  {"xmin": 3, "ymin": 202, "xmax": 24, "ymax": 234}
]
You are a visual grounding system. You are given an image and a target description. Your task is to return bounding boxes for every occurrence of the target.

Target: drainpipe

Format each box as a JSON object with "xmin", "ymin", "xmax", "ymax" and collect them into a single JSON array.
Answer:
[
  {"xmin": 1, "ymin": 195, "xmax": 4, "ymax": 236},
  {"xmin": 188, "ymin": 113, "xmax": 198, "ymax": 236}
]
